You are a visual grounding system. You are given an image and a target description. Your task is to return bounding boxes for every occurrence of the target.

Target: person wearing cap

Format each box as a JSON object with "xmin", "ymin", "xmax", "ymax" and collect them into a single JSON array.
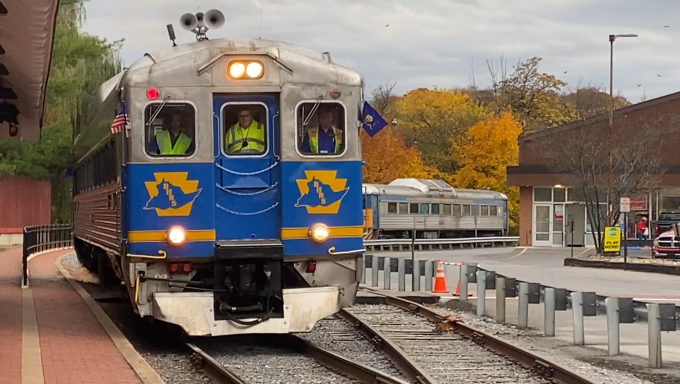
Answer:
[
  {"xmin": 300, "ymin": 105, "xmax": 344, "ymax": 154},
  {"xmin": 225, "ymin": 107, "xmax": 266, "ymax": 155}
]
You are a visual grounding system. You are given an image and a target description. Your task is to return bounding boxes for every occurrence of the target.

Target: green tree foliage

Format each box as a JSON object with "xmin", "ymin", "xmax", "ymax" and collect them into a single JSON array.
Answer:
[{"xmin": 0, "ymin": 0, "xmax": 123, "ymax": 222}]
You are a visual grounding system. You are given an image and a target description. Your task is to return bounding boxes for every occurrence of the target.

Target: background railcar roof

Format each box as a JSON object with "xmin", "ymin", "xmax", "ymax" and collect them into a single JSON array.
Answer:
[
  {"xmin": 363, "ymin": 179, "xmax": 509, "ymax": 201},
  {"xmin": 122, "ymin": 37, "xmax": 362, "ymax": 86}
]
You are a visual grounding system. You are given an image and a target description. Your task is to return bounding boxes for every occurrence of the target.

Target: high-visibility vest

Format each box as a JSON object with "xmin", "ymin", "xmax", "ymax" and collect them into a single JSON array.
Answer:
[
  {"xmin": 226, "ymin": 120, "xmax": 266, "ymax": 154},
  {"xmin": 155, "ymin": 130, "xmax": 192, "ymax": 155},
  {"xmin": 308, "ymin": 126, "xmax": 343, "ymax": 153}
]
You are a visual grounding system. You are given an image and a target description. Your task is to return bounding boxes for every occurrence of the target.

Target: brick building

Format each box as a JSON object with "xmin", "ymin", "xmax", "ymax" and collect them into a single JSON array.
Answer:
[
  {"xmin": 507, "ymin": 91, "xmax": 680, "ymax": 247},
  {"xmin": 0, "ymin": 176, "xmax": 51, "ymax": 246}
]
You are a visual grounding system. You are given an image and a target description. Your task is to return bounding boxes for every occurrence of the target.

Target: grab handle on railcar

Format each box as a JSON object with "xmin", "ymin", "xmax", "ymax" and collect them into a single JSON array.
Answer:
[{"xmin": 328, "ymin": 247, "xmax": 366, "ymax": 255}]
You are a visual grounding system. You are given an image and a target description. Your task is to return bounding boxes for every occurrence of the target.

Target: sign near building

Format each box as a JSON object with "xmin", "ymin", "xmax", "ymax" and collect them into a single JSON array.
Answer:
[
  {"xmin": 620, "ymin": 197, "xmax": 630, "ymax": 213},
  {"xmin": 604, "ymin": 226, "xmax": 621, "ymax": 253},
  {"xmin": 630, "ymin": 196, "xmax": 648, "ymax": 211}
]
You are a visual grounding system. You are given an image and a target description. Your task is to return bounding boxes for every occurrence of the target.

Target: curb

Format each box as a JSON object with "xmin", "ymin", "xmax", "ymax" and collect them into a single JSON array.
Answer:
[
  {"xmin": 564, "ymin": 257, "xmax": 680, "ymax": 276},
  {"xmin": 54, "ymin": 253, "xmax": 167, "ymax": 384}
]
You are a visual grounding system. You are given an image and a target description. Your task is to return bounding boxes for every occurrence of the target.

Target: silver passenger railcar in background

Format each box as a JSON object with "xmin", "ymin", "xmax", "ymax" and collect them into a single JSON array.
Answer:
[{"xmin": 362, "ymin": 179, "xmax": 509, "ymax": 239}]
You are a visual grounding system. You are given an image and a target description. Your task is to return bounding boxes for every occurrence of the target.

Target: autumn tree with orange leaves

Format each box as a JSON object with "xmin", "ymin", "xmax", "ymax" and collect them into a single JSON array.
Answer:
[
  {"xmin": 361, "ymin": 126, "xmax": 431, "ymax": 184},
  {"xmin": 452, "ymin": 110, "xmax": 523, "ymax": 231}
]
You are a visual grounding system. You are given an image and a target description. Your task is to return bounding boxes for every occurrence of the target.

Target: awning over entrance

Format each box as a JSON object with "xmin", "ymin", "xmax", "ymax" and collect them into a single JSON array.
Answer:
[{"xmin": 0, "ymin": 0, "xmax": 59, "ymax": 141}]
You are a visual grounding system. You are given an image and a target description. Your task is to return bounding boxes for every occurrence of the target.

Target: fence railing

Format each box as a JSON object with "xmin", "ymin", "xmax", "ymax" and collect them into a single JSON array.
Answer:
[
  {"xmin": 363, "ymin": 236, "xmax": 519, "ymax": 252},
  {"xmin": 22, "ymin": 224, "xmax": 73, "ymax": 287}
]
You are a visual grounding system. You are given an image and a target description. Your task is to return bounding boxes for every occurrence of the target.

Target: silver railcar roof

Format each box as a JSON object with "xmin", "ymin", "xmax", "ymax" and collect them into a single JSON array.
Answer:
[{"xmin": 363, "ymin": 179, "xmax": 508, "ymax": 201}]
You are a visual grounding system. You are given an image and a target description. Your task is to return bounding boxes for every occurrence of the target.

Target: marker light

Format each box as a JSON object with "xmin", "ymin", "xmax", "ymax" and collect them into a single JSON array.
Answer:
[
  {"xmin": 167, "ymin": 226, "xmax": 186, "ymax": 245},
  {"xmin": 246, "ymin": 62, "xmax": 263, "ymax": 78},
  {"xmin": 146, "ymin": 88, "xmax": 160, "ymax": 100},
  {"xmin": 229, "ymin": 62, "xmax": 245, "ymax": 78},
  {"xmin": 309, "ymin": 223, "xmax": 330, "ymax": 243}
]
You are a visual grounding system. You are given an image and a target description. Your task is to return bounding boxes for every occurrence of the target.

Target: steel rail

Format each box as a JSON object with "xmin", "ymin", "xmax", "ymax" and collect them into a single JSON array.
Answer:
[
  {"xmin": 290, "ymin": 336, "xmax": 410, "ymax": 384},
  {"xmin": 337, "ymin": 309, "xmax": 438, "ymax": 384},
  {"xmin": 362, "ymin": 289, "xmax": 597, "ymax": 384},
  {"xmin": 186, "ymin": 342, "xmax": 248, "ymax": 384}
]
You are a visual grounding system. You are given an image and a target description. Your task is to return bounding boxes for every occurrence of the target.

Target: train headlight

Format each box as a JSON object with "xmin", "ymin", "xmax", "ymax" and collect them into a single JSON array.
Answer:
[
  {"xmin": 309, "ymin": 224, "xmax": 330, "ymax": 243},
  {"xmin": 227, "ymin": 60, "xmax": 265, "ymax": 79},
  {"xmin": 167, "ymin": 226, "xmax": 186, "ymax": 245}
]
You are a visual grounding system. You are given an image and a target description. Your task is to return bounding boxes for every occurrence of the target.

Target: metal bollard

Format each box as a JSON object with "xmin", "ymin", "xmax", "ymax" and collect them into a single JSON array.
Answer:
[
  {"xmin": 605, "ymin": 297, "xmax": 620, "ymax": 356},
  {"xmin": 412, "ymin": 259, "xmax": 420, "ymax": 291},
  {"xmin": 495, "ymin": 276, "xmax": 505, "ymax": 323},
  {"xmin": 476, "ymin": 270, "xmax": 486, "ymax": 316},
  {"xmin": 371, "ymin": 256, "xmax": 379, "ymax": 287},
  {"xmin": 571, "ymin": 292, "xmax": 584, "ymax": 345},
  {"xmin": 647, "ymin": 303, "xmax": 662, "ymax": 368},
  {"xmin": 383, "ymin": 257, "xmax": 391, "ymax": 290},
  {"xmin": 459, "ymin": 264, "xmax": 468, "ymax": 301},
  {"xmin": 518, "ymin": 282, "xmax": 529, "ymax": 329},
  {"xmin": 424, "ymin": 260, "xmax": 433, "ymax": 292},
  {"xmin": 398, "ymin": 258, "xmax": 405, "ymax": 291},
  {"xmin": 360, "ymin": 255, "xmax": 366, "ymax": 284},
  {"xmin": 544, "ymin": 288, "xmax": 555, "ymax": 337}
]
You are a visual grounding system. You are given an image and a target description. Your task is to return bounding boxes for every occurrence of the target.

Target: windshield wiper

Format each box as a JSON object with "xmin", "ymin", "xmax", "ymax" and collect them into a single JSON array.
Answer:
[{"xmin": 146, "ymin": 95, "xmax": 171, "ymax": 127}]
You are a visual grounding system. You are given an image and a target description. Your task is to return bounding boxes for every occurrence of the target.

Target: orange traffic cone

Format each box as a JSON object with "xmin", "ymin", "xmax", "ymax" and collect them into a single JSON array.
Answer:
[{"xmin": 433, "ymin": 259, "xmax": 448, "ymax": 293}]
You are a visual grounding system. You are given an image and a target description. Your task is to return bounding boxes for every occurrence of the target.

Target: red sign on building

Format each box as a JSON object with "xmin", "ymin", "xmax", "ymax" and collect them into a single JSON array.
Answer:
[{"xmin": 630, "ymin": 196, "xmax": 648, "ymax": 211}]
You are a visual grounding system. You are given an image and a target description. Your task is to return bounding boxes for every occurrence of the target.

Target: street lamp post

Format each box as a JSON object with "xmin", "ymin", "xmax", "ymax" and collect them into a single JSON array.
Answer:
[{"xmin": 607, "ymin": 33, "xmax": 637, "ymax": 227}]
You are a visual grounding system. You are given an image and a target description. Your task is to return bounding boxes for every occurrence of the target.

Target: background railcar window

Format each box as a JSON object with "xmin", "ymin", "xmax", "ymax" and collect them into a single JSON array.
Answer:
[
  {"xmin": 223, "ymin": 104, "xmax": 268, "ymax": 156},
  {"xmin": 409, "ymin": 203, "xmax": 418, "ymax": 214},
  {"xmin": 490, "ymin": 206, "xmax": 498, "ymax": 216},
  {"xmin": 398, "ymin": 203, "xmax": 408, "ymax": 214},
  {"xmin": 297, "ymin": 102, "xmax": 346, "ymax": 156},
  {"xmin": 419, "ymin": 203, "xmax": 430, "ymax": 214},
  {"xmin": 145, "ymin": 103, "xmax": 196, "ymax": 157},
  {"xmin": 453, "ymin": 204, "xmax": 462, "ymax": 216},
  {"xmin": 481, "ymin": 205, "xmax": 489, "ymax": 216},
  {"xmin": 463, "ymin": 205, "xmax": 472, "ymax": 216},
  {"xmin": 387, "ymin": 202, "xmax": 397, "ymax": 214},
  {"xmin": 431, "ymin": 203, "xmax": 440, "ymax": 214},
  {"xmin": 443, "ymin": 204, "xmax": 452, "ymax": 215}
]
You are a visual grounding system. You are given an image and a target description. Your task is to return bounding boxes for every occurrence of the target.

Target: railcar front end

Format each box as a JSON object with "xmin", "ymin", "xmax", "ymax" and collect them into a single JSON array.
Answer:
[{"xmin": 111, "ymin": 26, "xmax": 365, "ymax": 336}]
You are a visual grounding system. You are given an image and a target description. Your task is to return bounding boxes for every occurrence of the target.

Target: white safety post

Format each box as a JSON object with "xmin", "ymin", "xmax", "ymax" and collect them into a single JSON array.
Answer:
[
  {"xmin": 518, "ymin": 282, "xmax": 529, "ymax": 329},
  {"xmin": 459, "ymin": 264, "xmax": 468, "ymax": 301},
  {"xmin": 496, "ymin": 276, "xmax": 506, "ymax": 323},
  {"xmin": 544, "ymin": 288, "xmax": 555, "ymax": 337},
  {"xmin": 383, "ymin": 257, "xmax": 391, "ymax": 290},
  {"xmin": 571, "ymin": 292, "xmax": 584, "ymax": 345},
  {"xmin": 647, "ymin": 303, "xmax": 662, "ymax": 368},
  {"xmin": 605, "ymin": 297, "xmax": 620, "ymax": 356},
  {"xmin": 412, "ymin": 259, "xmax": 420, "ymax": 291},
  {"xmin": 398, "ymin": 258, "xmax": 405, "ymax": 291},
  {"xmin": 476, "ymin": 270, "xmax": 486, "ymax": 316},
  {"xmin": 371, "ymin": 256, "xmax": 379, "ymax": 287}
]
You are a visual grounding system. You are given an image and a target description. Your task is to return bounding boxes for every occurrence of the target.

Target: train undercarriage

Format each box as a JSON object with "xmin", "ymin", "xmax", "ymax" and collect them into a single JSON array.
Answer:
[{"xmin": 74, "ymin": 237, "xmax": 361, "ymax": 336}]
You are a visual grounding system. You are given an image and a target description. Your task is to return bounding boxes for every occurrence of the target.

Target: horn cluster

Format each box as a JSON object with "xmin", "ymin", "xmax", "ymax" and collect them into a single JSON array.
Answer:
[{"xmin": 179, "ymin": 9, "xmax": 225, "ymax": 41}]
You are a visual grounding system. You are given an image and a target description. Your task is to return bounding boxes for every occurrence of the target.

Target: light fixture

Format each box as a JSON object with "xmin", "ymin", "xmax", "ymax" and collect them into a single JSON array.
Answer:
[
  {"xmin": 167, "ymin": 226, "xmax": 186, "ymax": 245},
  {"xmin": 309, "ymin": 223, "xmax": 330, "ymax": 242}
]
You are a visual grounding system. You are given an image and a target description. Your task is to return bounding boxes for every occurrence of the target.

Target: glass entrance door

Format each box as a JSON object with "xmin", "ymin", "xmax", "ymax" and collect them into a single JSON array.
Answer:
[{"xmin": 533, "ymin": 204, "xmax": 552, "ymax": 246}]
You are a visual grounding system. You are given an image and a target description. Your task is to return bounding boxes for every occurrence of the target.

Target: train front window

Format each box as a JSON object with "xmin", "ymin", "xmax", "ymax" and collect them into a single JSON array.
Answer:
[
  {"xmin": 222, "ymin": 104, "xmax": 268, "ymax": 156},
  {"xmin": 297, "ymin": 102, "xmax": 346, "ymax": 156},
  {"xmin": 145, "ymin": 103, "xmax": 196, "ymax": 157}
]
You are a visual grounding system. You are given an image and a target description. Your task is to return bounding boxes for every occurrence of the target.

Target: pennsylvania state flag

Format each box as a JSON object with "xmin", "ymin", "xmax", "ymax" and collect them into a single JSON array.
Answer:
[{"xmin": 361, "ymin": 102, "xmax": 388, "ymax": 137}]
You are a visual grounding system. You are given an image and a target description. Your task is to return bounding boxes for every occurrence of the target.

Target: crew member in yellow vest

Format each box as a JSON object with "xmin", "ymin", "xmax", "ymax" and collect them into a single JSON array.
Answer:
[
  {"xmin": 225, "ymin": 107, "xmax": 266, "ymax": 155},
  {"xmin": 148, "ymin": 113, "xmax": 194, "ymax": 155},
  {"xmin": 300, "ymin": 105, "xmax": 343, "ymax": 154}
]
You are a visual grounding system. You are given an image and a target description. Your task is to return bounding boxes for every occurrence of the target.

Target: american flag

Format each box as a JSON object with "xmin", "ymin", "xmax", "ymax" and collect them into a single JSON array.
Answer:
[{"xmin": 110, "ymin": 104, "xmax": 128, "ymax": 134}]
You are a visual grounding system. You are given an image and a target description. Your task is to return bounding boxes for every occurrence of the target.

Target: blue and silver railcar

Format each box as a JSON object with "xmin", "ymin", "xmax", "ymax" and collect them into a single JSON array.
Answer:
[
  {"xmin": 71, "ymin": 10, "xmax": 364, "ymax": 336},
  {"xmin": 362, "ymin": 178, "xmax": 508, "ymax": 239}
]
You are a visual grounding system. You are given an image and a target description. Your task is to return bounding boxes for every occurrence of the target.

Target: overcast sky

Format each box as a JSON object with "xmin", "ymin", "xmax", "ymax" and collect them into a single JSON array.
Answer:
[{"xmin": 82, "ymin": 0, "xmax": 680, "ymax": 102}]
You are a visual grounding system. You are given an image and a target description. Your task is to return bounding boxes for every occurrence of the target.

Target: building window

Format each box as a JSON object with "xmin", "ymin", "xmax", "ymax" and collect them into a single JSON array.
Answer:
[
  {"xmin": 387, "ymin": 202, "xmax": 397, "ymax": 214},
  {"xmin": 145, "ymin": 103, "xmax": 196, "ymax": 157},
  {"xmin": 534, "ymin": 187, "xmax": 552, "ymax": 202},
  {"xmin": 553, "ymin": 188, "xmax": 566, "ymax": 202},
  {"xmin": 296, "ymin": 102, "xmax": 346, "ymax": 156}
]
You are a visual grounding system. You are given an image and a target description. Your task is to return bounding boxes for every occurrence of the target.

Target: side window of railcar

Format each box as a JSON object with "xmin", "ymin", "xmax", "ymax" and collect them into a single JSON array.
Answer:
[
  {"xmin": 297, "ymin": 102, "xmax": 346, "ymax": 156},
  {"xmin": 222, "ymin": 104, "xmax": 268, "ymax": 156},
  {"xmin": 144, "ymin": 103, "xmax": 196, "ymax": 157}
]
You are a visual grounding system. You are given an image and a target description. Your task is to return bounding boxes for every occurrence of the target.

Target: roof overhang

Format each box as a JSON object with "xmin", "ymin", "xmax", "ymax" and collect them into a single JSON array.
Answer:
[{"xmin": 0, "ymin": 0, "xmax": 60, "ymax": 141}]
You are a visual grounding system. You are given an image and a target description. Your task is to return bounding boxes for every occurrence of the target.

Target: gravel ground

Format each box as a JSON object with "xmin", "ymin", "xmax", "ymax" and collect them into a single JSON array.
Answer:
[
  {"xmin": 579, "ymin": 254, "xmax": 680, "ymax": 265},
  {"xmin": 196, "ymin": 336, "xmax": 363, "ymax": 384},
  {"xmin": 430, "ymin": 302, "xmax": 680, "ymax": 384},
  {"xmin": 295, "ymin": 314, "xmax": 409, "ymax": 382}
]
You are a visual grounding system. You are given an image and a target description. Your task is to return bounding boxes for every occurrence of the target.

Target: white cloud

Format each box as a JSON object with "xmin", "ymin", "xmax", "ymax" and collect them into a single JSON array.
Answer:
[{"xmin": 82, "ymin": 0, "xmax": 680, "ymax": 102}]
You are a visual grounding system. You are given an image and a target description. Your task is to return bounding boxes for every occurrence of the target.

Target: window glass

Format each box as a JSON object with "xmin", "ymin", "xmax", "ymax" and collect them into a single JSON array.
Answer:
[
  {"xmin": 387, "ymin": 202, "xmax": 397, "ymax": 214},
  {"xmin": 453, "ymin": 205, "xmax": 462, "ymax": 216},
  {"xmin": 297, "ymin": 102, "xmax": 346, "ymax": 156},
  {"xmin": 554, "ymin": 188, "xmax": 566, "ymax": 202},
  {"xmin": 443, "ymin": 204, "xmax": 452, "ymax": 215},
  {"xmin": 145, "ymin": 103, "xmax": 196, "ymax": 157},
  {"xmin": 431, "ymin": 204, "xmax": 440, "ymax": 214},
  {"xmin": 463, "ymin": 205, "xmax": 472, "ymax": 216},
  {"xmin": 481, "ymin": 205, "xmax": 489, "ymax": 216},
  {"xmin": 490, "ymin": 206, "xmax": 498, "ymax": 216},
  {"xmin": 419, "ymin": 203, "xmax": 430, "ymax": 214},
  {"xmin": 398, "ymin": 203, "xmax": 408, "ymax": 214},
  {"xmin": 223, "ymin": 104, "xmax": 268, "ymax": 156},
  {"xmin": 534, "ymin": 187, "xmax": 552, "ymax": 202},
  {"xmin": 409, "ymin": 203, "xmax": 419, "ymax": 214}
]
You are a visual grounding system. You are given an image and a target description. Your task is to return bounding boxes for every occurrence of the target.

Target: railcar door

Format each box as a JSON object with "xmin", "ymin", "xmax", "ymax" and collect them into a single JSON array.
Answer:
[{"xmin": 213, "ymin": 94, "xmax": 281, "ymax": 245}]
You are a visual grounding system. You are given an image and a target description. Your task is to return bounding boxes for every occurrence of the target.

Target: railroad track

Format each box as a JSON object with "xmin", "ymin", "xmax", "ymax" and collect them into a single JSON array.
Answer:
[
  {"xmin": 341, "ymin": 289, "xmax": 597, "ymax": 384},
  {"xmin": 187, "ymin": 335, "xmax": 409, "ymax": 384}
]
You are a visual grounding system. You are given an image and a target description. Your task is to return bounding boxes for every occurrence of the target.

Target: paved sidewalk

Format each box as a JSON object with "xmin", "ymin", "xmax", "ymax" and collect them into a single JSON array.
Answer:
[{"xmin": 0, "ymin": 248, "xmax": 143, "ymax": 384}]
